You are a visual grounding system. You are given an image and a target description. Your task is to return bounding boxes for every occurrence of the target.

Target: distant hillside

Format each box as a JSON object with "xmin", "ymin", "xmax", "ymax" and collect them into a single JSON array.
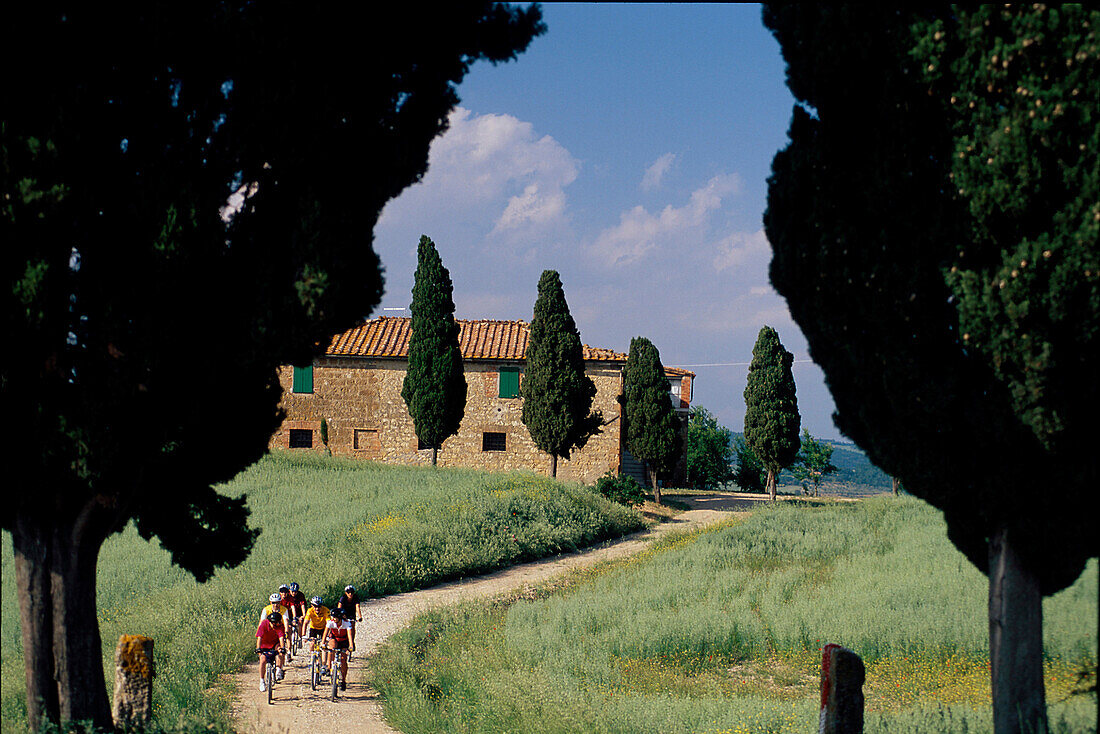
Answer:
[{"xmin": 730, "ymin": 434, "xmax": 894, "ymax": 496}]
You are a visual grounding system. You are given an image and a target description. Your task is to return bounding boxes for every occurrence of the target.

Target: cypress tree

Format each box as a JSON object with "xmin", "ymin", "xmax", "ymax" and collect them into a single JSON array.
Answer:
[
  {"xmin": 763, "ymin": 6, "xmax": 1098, "ymax": 727},
  {"xmin": 401, "ymin": 235, "xmax": 467, "ymax": 465},
  {"xmin": 622, "ymin": 336, "xmax": 681, "ymax": 505},
  {"xmin": 742, "ymin": 326, "xmax": 800, "ymax": 501},
  {"xmin": 521, "ymin": 270, "xmax": 602, "ymax": 477}
]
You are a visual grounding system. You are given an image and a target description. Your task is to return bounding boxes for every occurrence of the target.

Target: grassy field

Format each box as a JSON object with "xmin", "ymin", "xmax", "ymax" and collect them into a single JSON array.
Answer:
[
  {"xmin": 371, "ymin": 496, "xmax": 1098, "ymax": 733},
  {"xmin": 0, "ymin": 451, "xmax": 644, "ymax": 733}
]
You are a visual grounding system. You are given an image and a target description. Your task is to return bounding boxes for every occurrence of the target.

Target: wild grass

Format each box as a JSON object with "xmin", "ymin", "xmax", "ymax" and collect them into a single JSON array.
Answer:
[
  {"xmin": 371, "ymin": 496, "xmax": 1098, "ymax": 733},
  {"xmin": 0, "ymin": 451, "xmax": 644, "ymax": 733}
]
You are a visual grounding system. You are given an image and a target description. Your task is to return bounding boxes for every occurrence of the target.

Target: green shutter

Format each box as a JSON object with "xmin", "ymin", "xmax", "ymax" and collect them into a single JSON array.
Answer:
[
  {"xmin": 292, "ymin": 365, "xmax": 313, "ymax": 394},
  {"xmin": 498, "ymin": 367, "xmax": 520, "ymax": 398}
]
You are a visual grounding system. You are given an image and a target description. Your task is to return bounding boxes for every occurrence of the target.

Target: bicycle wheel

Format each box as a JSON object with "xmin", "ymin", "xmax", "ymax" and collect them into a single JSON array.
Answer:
[
  {"xmin": 266, "ymin": 663, "xmax": 274, "ymax": 705},
  {"xmin": 310, "ymin": 653, "xmax": 317, "ymax": 691},
  {"xmin": 331, "ymin": 653, "xmax": 339, "ymax": 701}
]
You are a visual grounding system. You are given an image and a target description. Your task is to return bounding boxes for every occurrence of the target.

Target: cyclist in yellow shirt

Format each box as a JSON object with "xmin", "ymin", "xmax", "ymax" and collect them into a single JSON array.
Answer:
[{"xmin": 301, "ymin": 596, "xmax": 331, "ymax": 674}]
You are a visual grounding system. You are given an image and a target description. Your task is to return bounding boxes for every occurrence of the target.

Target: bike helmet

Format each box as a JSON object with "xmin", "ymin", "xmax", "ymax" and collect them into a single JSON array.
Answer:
[
  {"xmin": 310, "ymin": 596, "xmax": 323, "ymax": 607},
  {"xmin": 267, "ymin": 612, "xmax": 282, "ymax": 624},
  {"xmin": 278, "ymin": 584, "xmax": 290, "ymax": 593},
  {"xmin": 289, "ymin": 582, "xmax": 299, "ymax": 593},
  {"xmin": 331, "ymin": 607, "xmax": 345, "ymax": 619},
  {"xmin": 269, "ymin": 592, "xmax": 281, "ymax": 603},
  {"xmin": 344, "ymin": 585, "xmax": 355, "ymax": 593}
]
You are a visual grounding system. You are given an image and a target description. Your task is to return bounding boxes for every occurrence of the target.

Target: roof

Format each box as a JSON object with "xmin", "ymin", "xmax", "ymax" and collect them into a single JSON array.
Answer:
[{"xmin": 325, "ymin": 317, "xmax": 631, "ymax": 363}]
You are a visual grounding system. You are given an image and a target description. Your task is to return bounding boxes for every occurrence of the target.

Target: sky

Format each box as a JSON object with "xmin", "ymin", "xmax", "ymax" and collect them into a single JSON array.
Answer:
[{"xmin": 373, "ymin": 3, "xmax": 843, "ymax": 442}]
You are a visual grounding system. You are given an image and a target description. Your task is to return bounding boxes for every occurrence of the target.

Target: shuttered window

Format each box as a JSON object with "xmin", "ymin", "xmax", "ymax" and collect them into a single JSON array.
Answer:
[
  {"xmin": 482, "ymin": 432, "xmax": 507, "ymax": 452},
  {"xmin": 498, "ymin": 367, "xmax": 520, "ymax": 398},
  {"xmin": 292, "ymin": 365, "xmax": 313, "ymax": 394}
]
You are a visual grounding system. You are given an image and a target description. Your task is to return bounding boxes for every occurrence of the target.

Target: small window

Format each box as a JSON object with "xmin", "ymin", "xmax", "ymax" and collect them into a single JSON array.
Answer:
[
  {"xmin": 482, "ymin": 432, "xmax": 507, "ymax": 452},
  {"xmin": 292, "ymin": 365, "xmax": 313, "ymax": 394},
  {"xmin": 354, "ymin": 429, "xmax": 380, "ymax": 451},
  {"xmin": 289, "ymin": 429, "xmax": 313, "ymax": 448},
  {"xmin": 498, "ymin": 367, "xmax": 521, "ymax": 399}
]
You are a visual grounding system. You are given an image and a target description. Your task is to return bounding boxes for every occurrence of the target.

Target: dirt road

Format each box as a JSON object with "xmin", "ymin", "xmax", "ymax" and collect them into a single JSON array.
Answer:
[{"xmin": 230, "ymin": 494, "xmax": 767, "ymax": 733}]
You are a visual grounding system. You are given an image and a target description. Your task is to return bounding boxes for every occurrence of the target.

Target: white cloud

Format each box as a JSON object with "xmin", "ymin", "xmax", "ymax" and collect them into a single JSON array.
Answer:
[
  {"xmin": 377, "ymin": 108, "xmax": 578, "ymax": 234},
  {"xmin": 713, "ymin": 228, "xmax": 770, "ymax": 272},
  {"xmin": 640, "ymin": 152, "xmax": 677, "ymax": 191},
  {"xmin": 590, "ymin": 173, "xmax": 742, "ymax": 267}
]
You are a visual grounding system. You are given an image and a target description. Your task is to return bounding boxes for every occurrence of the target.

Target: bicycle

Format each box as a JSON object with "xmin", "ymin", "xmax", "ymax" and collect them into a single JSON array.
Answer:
[
  {"xmin": 330, "ymin": 647, "xmax": 348, "ymax": 702},
  {"xmin": 259, "ymin": 649, "xmax": 279, "ymax": 705},
  {"xmin": 308, "ymin": 638, "xmax": 323, "ymax": 691},
  {"xmin": 288, "ymin": 621, "xmax": 302, "ymax": 658}
]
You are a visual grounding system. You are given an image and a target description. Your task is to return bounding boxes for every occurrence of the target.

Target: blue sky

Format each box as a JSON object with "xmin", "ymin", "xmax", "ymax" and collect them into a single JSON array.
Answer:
[{"xmin": 374, "ymin": 3, "xmax": 843, "ymax": 441}]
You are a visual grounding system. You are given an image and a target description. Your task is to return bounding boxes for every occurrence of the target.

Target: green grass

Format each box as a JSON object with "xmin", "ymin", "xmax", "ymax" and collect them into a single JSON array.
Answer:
[
  {"xmin": 1, "ymin": 451, "xmax": 645, "ymax": 733},
  {"xmin": 371, "ymin": 496, "xmax": 1098, "ymax": 733}
]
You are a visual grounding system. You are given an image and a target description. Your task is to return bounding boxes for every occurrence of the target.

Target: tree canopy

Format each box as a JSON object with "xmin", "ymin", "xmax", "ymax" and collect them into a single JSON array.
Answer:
[
  {"xmin": 792, "ymin": 429, "xmax": 837, "ymax": 497},
  {"xmin": 685, "ymin": 406, "xmax": 735, "ymax": 490},
  {"xmin": 763, "ymin": 4, "xmax": 1097, "ymax": 729},
  {"xmin": 742, "ymin": 326, "xmax": 801, "ymax": 501},
  {"xmin": 521, "ymin": 270, "xmax": 601, "ymax": 477},
  {"xmin": 622, "ymin": 336, "xmax": 681, "ymax": 505},
  {"xmin": 402, "ymin": 235, "xmax": 467, "ymax": 465},
  {"xmin": 1, "ymin": 3, "xmax": 544, "ymax": 728}
]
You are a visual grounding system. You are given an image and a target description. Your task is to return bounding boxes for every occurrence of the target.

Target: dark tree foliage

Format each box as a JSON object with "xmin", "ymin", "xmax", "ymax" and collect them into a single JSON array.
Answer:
[
  {"xmin": 402, "ymin": 236, "xmax": 467, "ymax": 466},
  {"xmin": 732, "ymin": 437, "xmax": 767, "ymax": 493},
  {"xmin": 742, "ymin": 326, "xmax": 800, "ymax": 501},
  {"xmin": 763, "ymin": 4, "xmax": 1096, "ymax": 730},
  {"xmin": 622, "ymin": 336, "xmax": 681, "ymax": 505},
  {"xmin": 685, "ymin": 406, "xmax": 735, "ymax": 490},
  {"xmin": 1, "ymin": 3, "xmax": 544, "ymax": 729},
  {"xmin": 521, "ymin": 270, "xmax": 602, "ymax": 477}
]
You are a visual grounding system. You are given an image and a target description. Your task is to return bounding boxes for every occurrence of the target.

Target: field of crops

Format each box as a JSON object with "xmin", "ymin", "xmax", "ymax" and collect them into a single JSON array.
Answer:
[
  {"xmin": 372, "ymin": 496, "xmax": 1098, "ymax": 733},
  {"xmin": 0, "ymin": 451, "xmax": 644, "ymax": 733}
]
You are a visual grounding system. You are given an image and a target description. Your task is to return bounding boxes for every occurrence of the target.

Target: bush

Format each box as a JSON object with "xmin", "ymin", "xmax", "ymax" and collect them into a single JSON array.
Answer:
[{"xmin": 594, "ymin": 471, "xmax": 646, "ymax": 507}]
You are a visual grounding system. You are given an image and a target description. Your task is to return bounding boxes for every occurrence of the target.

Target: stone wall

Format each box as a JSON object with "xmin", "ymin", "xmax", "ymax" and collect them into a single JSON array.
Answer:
[{"xmin": 269, "ymin": 358, "xmax": 625, "ymax": 483}]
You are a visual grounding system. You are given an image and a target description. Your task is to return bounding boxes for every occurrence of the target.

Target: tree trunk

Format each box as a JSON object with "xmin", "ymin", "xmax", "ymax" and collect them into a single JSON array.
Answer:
[
  {"xmin": 13, "ymin": 506, "xmax": 115, "ymax": 731},
  {"xmin": 892, "ymin": 477, "xmax": 899, "ymax": 496},
  {"xmin": 651, "ymin": 468, "xmax": 662, "ymax": 506},
  {"xmin": 431, "ymin": 446, "xmax": 438, "ymax": 466},
  {"xmin": 766, "ymin": 468, "xmax": 777, "ymax": 502},
  {"xmin": 988, "ymin": 526, "xmax": 1048, "ymax": 734},
  {"xmin": 12, "ymin": 518, "xmax": 59, "ymax": 731},
  {"xmin": 550, "ymin": 453, "xmax": 558, "ymax": 478}
]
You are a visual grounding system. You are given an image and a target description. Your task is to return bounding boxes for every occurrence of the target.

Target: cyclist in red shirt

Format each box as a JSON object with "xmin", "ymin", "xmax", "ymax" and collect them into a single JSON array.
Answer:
[{"xmin": 255, "ymin": 611, "xmax": 287, "ymax": 692}]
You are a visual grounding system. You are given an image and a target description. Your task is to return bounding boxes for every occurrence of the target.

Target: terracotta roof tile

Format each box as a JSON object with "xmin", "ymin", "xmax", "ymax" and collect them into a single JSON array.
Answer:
[{"xmin": 325, "ymin": 317, "xmax": 632, "ymax": 362}]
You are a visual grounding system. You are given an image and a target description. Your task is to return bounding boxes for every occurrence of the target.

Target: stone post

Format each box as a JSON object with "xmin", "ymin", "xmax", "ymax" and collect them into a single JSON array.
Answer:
[
  {"xmin": 112, "ymin": 635, "xmax": 154, "ymax": 728},
  {"xmin": 819, "ymin": 643, "xmax": 864, "ymax": 734}
]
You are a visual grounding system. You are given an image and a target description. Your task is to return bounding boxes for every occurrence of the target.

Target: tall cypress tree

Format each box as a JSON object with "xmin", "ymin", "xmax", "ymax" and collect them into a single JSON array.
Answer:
[
  {"xmin": 742, "ymin": 326, "xmax": 800, "ymax": 501},
  {"xmin": 622, "ymin": 336, "xmax": 681, "ymax": 505},
  {"xmin": 521, "ymin": 270, "xmax": 601, "ymax": 477},
  {"xmin": 401, "ymin": 235, "xmax": 466, "ymax": 466}
]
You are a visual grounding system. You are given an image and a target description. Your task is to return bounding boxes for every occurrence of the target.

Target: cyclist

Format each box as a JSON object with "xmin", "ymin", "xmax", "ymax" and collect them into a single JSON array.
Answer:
[
  {"xmin": 335, "ymin": 585, "xmax": 363, "ymax": 648},
  {"xmin": 321, "ymin": 607, "xmax": 354, "ymax": 691},
  {"xmin": 260, "ymin": 592, "xmax": 289, "ymax": 625},
  {"xmin": 301, "ymin": 596, "xmax": 331, "ymax": 675},
  {"xmin": 255, "ymin": 611, "xmax": 288, "ymax": 690},
  {"xmin": 283, "ymin": 583, "xmax": 307, "ymax": 655}
]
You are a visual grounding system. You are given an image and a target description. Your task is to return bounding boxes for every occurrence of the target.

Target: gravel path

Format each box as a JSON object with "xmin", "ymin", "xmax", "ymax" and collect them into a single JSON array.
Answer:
[{"xmin": 230, "ymin": 494, "xmax": 768, "ymax": 733}]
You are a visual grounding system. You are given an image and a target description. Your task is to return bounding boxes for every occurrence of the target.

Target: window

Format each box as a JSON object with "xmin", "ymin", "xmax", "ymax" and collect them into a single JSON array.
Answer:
[
  {"xmin": 482, "ymin": 432, "xmax": 507, "ymax": 452},
  {"xmin": 354, "ymin": 429, "xmax": 380, "ymax": 451},
  {"xmin": 669, "ymin": 378, "xmax": 682, "ymax": 405},
  {"xmin": 292, "ymin": 365, "xmax": 313, "ymax": 394},
  {"xmin": 498, "ymin": 366, "xmax": 521, "ymax": 398},
  {"xmin": 289, "ymin": 429, "xmax": 313, "ymax": 448}
]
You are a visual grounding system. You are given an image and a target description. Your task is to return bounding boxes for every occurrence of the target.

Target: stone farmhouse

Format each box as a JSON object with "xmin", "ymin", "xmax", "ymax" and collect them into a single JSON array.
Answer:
[{"xmin": 270, "ymin": 317, "xmax": 694, "ymax": 484}]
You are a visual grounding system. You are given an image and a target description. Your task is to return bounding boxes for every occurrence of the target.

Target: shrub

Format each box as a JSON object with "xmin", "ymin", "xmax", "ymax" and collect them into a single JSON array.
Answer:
[{"xmin": 594, "ymin": 471, "xmax": 646, "ymax": 507}]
